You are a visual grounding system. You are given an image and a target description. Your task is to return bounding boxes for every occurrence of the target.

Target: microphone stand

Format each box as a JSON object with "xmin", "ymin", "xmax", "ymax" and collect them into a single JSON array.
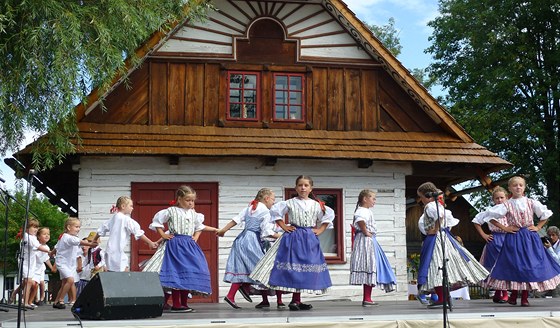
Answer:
[
  {"xmin": 434, "ymin": 195, "xmax": 452, "ymax": 328},
  {"xmin": 16, "ymin": 170, "xmax": 36, "ymax": 328}
]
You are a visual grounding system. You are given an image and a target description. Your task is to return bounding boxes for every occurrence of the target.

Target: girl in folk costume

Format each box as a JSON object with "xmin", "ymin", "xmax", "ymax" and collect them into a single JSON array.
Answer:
[
  {"xmin": 481, "ymin": 176, "xmax": 560, "ymax": 306},
  {"xmin": 142, "ymin": 185, "xmax": 219, "ymax": 313},
  {"xmin": 93, "ymin": 196, "xmax": 157, "ymax": 272},
  {"xmin": 471, "ymin": 186, "xmax": 510, "ymax": 304},
  {"xmin": 218, "ymin": 188, "xmax": 284, "ymax": 309},
  {"xmin": 250, "ymin": 175, "xmax": 334, "ymax": 311},
  {"xmin": 416, "ymin": 182, "xmax": 489, "ymax": 308},
  {"xmin": 349, "ymin": 189, "xmax": 397, "ymax": 307},
  {"xmin": 52, "ymin": 217, "xmax": 97, "ymax": 309}
]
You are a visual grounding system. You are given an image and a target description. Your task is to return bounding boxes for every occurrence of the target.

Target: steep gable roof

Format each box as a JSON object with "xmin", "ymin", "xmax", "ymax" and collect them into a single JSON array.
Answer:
[{"xmin": 9, "ymin": 0, "xmax": 511, "ymax": 214}]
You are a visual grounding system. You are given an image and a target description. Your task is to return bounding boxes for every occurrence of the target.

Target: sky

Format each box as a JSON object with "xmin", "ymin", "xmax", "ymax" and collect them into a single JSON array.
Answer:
[{"xmin": 0, "ymin": 0, "xmax": 441, "ymax": 192}]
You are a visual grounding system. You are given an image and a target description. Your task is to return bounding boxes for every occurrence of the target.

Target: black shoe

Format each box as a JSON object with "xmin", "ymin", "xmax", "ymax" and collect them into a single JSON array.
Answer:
[
  {"xmin": 224, "ymin": 297, "xmax": 241, "ymax": 309},
  {"xmin": 362, "ymin": 300, "xmax": 379, "ymax": 307},
  {"xmin": 298, "ymin": 303, "xmax": 313, "ymax": 310},
  {"xmin": 238, "ymin": 287, "xmax": 253, "ymax": 303},
  {"xmin": 255, "ymin": 301, "xmax": 270, "ymax": 309},
  {"xmin": 288, "ymin": 302, "xmax": 300, "ymax": 311},
  {"xmin": 52, "ymin": 302, "xmax": 66, "ymax": 309},
  {"xmin": 170, "ymin": 306, "xmax": 189, "ymax": 313}
]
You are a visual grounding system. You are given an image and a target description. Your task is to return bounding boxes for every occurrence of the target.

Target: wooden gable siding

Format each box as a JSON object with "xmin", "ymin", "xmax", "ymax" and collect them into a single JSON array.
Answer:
[
  {"xmin": 83, "ymin": 60, "xmax": 441, "ymax": 134},
  {"xmin": 155, "ymin": 1, "xmax": 372, "ymax": 64}
]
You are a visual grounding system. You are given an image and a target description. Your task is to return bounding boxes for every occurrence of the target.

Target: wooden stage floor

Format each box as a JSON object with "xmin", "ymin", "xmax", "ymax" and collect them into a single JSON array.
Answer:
[{"xmin": 2, "ymin": 298, "xmax": 560, "ymax": 328}]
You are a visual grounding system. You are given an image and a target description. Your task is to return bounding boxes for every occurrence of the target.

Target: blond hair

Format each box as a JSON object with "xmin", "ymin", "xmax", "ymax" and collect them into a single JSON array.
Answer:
[
  {"xmin": 254, "ymin": 188, "xmax": 274, "ymax": 202},
  {"xmin": 176, "ymin": 185, "xmax": 196, "ymax": 200},
  {"xmin": 116, "ymin": 196, "xmax": 132, "ymax": 209},
  {"xmin": 27, "ymin": 217, "xmax": 39, "ymax": 229},
  {"xmin": 492, "ymin": 186, "xmax": 508, "ymax": 198},
  {"xmin": 356, "ymin": 189, "xmax": 376, "ymax": 211},
  {"xmin": 508, "ymin": 176, "xmax": 526, "ymax": 187},
  {"xmin": 64, "ymin": 217, "xmax": 80, "ymax": 232}
]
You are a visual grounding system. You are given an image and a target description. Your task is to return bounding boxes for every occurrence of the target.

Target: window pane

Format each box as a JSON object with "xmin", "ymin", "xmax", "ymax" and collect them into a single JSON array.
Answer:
[
  {"xmin": 289, "ymin": 106, "xmax": 302, "ymax": 120},
  {"xmin": 316, "ymin": 193, "xmax": 338, "ymax": 255},
  {"xmin": 289, "ymin": 91, "xmax": 302, "ymax": 105},
  {"xmin": 276, "ymin": 91, "xmax": 288, "ymax": 105},
  {"xmin": 230, "ymin": 74, "xmax": 243, "ymax": 87},
  {"xmin": 229, "ymin": 89, "xmax": 240, "ymax": 103},
  {"xmin": 229, "ymin": 103, "xmax": 241, "ymax": 118},
  {"xmin": 245, "ymin": 75, "xmax": 257, "ymax": 89},
  {"xmin": 244, "ymin": 104, "xmax": 256, "ymax": 118},
  {"xmin": 276, "ymin": 76, "xmax": 288, "ymax": 89},
  {"xmin": 290, "ymin": 77, "xmax": 302, "ymax": 90},
  {"xmin": 275, "ymin": 105, "xmax": 287, "ymax": 119},
  {"xmin": 243, "ymin": 90, "xmax": 256, "ymax": 103}
]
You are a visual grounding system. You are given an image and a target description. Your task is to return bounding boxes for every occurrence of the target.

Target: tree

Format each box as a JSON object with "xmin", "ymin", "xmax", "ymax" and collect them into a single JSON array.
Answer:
[
  {"xmin": 1, "ymin": 189, "xmax": 68, "ymax": 271},
  {"xmin": 426, "ymin": 0, "xmax": 560, "ymax": 224},
  {"xmin": 0, "ymin": 0, "xmax": 210, "ymax": 169},
  {"xmin": 366, "ymin": 17, "xmax": 403, "ymax": 57}
]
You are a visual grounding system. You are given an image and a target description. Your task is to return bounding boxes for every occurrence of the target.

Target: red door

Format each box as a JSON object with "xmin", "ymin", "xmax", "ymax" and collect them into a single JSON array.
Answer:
[{"xmin": 130, "ymin": 182, "xmax": 219, "ymax": 303}]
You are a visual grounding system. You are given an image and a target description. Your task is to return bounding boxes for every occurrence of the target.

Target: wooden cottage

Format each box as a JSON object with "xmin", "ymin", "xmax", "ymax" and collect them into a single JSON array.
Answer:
[{"xmin": 7, "ymin": 0, "xmax": 511, "ymax": 302}]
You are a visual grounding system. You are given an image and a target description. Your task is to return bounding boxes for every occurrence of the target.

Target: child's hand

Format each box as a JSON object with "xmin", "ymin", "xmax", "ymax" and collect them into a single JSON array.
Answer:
[
  {"xmin": 161, "ymin": 233, "xmax": 174, "ymax": 240},
  {"xmin": 363, "ymin": 231, "xmax": 373, "ymax": 237},
  {"xmin": 77, "ymin": 266, "xmax": 82, "ymax": 273},
  {"xmin": 148, "ymin": 241, "xmax": 158, "ymax": 249},
  {"xmin": 216, "ymin": 229, "xmax": 225, "ymax": 237},
  {"xmin": 528, "ymin": 226, "xmax": 540, "ymax": 232},
  {"xmin": 504, "ymin": 226, "xmax": 520, "ymax": 234},
  {"xmin": 283, "ymin": 225, "xmax": 296, "ymax": 233},
  {"xmin": 482, "ymin": 233, "xmax": 493, "ymax": 242}
]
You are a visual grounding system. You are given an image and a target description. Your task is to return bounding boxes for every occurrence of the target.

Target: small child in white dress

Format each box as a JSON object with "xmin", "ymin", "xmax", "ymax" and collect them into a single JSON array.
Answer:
[{"xmin": 52, "ymin": 217, "xmax": 97, "ymax": 309}]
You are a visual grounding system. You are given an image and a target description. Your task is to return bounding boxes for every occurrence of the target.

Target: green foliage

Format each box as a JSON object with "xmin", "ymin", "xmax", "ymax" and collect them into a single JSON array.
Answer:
[
  {"xmin": 0, "ymin": 0, "xmax": 210, "ymax": 170},
  {"xmin": 426, "ymin": 0, "xmax": 560, "ymax": 223},
  {"xmin": 1, "ymin": 188, "xmax": 68, "ymax": 271},
  {"xmin": 366, "ymin": 17, "xmax": 403, "ymax": 57}
]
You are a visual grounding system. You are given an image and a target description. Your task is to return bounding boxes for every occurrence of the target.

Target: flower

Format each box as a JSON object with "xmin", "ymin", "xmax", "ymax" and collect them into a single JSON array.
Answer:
[{"xmin": 407, "ymin": 253, "xmax": 420, "ymax": 279}]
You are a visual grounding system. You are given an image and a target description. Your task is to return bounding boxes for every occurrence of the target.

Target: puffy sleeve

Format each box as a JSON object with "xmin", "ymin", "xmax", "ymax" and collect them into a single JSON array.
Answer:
[
  {"xmin": 270, "ymin": 201, "xmax": 289, "ymax": 222},
  {"xmin": 532, "ymin": 199, "xmax": 553, "ymax": 221},
  {"xmin": 353, "ymin": 207, "xmax": 370, "ymax": 224},
  {"xmin": 232, "ymin": 207, "xmax": 249, "ymax": 225},
  {"xmin": 318, "ymin": 205, "xmax": 335, "ymax": 225},
  {"xmin": 256, "ymin": 204, "xmax": 274, "ymax": 237},
  {"xmin": 149, "ymin": 208, "xmax": 170, "ymax": 230},
  {"xmin": 482, "ymin": 204, "xmax": 508, "ymax": 223},
  {"xmin": 444, "ymin": 209, "xmax": 460, "ymax": 228},
  {"xmin": 97, "ymin": 218, "xmax": 111, "ymax": 237},
  {"xmin": 194, "ymin": 212, "xmax": 206, "ymax": 231},
  {"xmin": 471, "ymin": 211, "xmax": 486, "ymax": 225},
  {"xmin": 126, "ymin": 217, "xmax": 146, "ymax": 240}
]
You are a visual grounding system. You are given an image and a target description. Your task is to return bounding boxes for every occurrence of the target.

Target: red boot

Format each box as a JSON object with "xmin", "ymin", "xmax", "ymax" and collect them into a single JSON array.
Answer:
[
  {"xmin": 520, "ymin": 290, "xmax": 529, "ymax": 307},
  {"xmin": 507, "ymin": 290, "xmax": 518, "ymax": 305}
]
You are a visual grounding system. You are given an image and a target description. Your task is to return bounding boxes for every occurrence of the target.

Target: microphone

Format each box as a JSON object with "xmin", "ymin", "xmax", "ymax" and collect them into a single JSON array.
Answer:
[
  {"xmin": 425, "ymin": 191, "xmax": 443, "ymax": 198},
  {"xmin": 28, "ymin": 169, "xmax": 37, "ymax": 176}
]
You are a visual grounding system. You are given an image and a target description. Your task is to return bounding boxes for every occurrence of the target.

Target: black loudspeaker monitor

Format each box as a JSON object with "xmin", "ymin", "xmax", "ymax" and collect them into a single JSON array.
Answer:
[{"xmin": 72, "ymin": 271, "xmax": 164, "ymax": 320}]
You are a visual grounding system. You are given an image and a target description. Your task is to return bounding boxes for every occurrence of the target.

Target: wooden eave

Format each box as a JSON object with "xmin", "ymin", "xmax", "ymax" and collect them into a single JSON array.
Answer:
[{"xmin": 54, "ymin": 123, "xmax": 510, "ymax": 168}]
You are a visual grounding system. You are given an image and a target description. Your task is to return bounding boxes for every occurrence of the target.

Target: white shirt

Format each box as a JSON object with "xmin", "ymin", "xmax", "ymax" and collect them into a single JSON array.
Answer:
[
  {"xmin": 97, "ymin": 212, "xmax": 146, "ymax": 272},
  {"xmin": 55, "ymin": 233, "xmax": 81, "ymax": 268}
]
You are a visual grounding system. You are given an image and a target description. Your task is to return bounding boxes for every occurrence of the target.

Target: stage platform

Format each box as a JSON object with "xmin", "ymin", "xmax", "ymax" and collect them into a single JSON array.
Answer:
[{"xmin": 2, "ymin": 298, "xmax": 560, "ymax": 328}]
